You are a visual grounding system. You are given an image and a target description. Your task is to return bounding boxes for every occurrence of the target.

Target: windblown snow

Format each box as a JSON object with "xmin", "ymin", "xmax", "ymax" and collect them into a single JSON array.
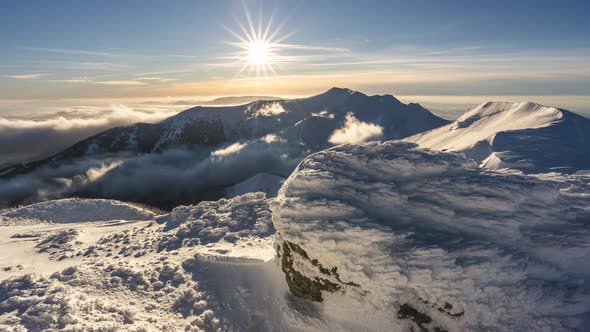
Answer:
[
  {"xmin": 407, "ymin": 102, "xmax": 590, "ymax": 173},
  {"xmin": 273, "ymin": 141, "xmax": 590, "ymax": 331}
]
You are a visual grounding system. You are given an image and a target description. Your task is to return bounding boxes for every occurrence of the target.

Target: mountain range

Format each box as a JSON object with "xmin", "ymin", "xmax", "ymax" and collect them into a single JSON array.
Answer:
[
  {"xmin": 1, "ymin": 87, "xmax": 448, "ymax": 176},
  {"xmin": 2, "ymin": 88, "xmax": 590, "ymax": 209},
  {"xmin": 1, "ymin": 89, "xmax": 590, "ymax": 331}
]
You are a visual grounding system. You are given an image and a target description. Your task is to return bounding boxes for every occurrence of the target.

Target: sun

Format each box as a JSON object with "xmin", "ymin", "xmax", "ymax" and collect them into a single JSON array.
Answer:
[
  {"xmin": 248, "ymin": 42, "xmax": 269, "ymax": 65},
  {"xmin": 224, "ymin": 6, "xmax": 291, "ymax": 78}
]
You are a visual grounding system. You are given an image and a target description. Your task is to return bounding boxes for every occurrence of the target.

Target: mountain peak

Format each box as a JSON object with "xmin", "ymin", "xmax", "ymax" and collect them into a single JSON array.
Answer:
[
  {"xmin": 317, "ymin": 87, "xmax": 368, "ymax": 99},
  {"xmin": 460, "ymin": 101, "xmax": 564, "ymax": 126},
  {"xmin": 407, "ymin": 100, "xmax": 590, "ymax": 173},
  {"xmin": 326, "ymin": 87, "xmax": 355, "ymax": 95}
]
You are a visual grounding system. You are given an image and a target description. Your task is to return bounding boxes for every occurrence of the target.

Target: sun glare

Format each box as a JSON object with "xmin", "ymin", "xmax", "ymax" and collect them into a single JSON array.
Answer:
[
  {"xmin": 248, "ymin": 42, "xmax": 269, "ymax": 65},
  {"xmin": 224, "ymin": 5, "xmax": 291, "ymax": 79}
]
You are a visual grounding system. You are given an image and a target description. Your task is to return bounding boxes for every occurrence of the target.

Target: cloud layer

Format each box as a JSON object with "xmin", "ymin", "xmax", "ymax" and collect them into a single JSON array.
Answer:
[
  {"xmin": 0, "ymin": 137, "xmax": 301, "ymax": 209},
  {"xmin": 0, "ymin": 105, "xmax": 178, "ymax": 164}
]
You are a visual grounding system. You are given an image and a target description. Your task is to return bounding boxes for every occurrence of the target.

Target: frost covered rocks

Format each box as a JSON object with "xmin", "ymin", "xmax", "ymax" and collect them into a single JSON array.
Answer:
[
  {"xmin": 156, "ymin": 192, "xmax": 275, "ymax": 251},
  {"xmin": 0, "ymin": 193, "xmax": 281, "ymax": 331},
  {"xmin": 273, "ymin": 141, "xmax": 590, "ymax": 331}
]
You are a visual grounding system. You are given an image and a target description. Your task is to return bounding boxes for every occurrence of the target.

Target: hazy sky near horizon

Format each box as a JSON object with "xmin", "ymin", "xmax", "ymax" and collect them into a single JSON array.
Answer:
[{"xmin": 1, "ymin": 0, "xmax": 589, "ymax": 100}]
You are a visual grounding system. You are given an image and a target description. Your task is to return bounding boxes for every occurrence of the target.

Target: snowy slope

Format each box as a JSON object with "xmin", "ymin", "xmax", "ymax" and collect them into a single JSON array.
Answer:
[
  {"xmin": 407, "ymin": 102, "xmax": 590, "ymax": 173},
  {"xmin": 225, "ymin": 172, "xmax": 285, "ymax": 199},
  {"xmin": 273, "ymin": 141, "xmax": 590, "ymax": 331},
  {"xmin": 0, "ymin": 194, "xmax": 299, "ymax": 331},
  {"xmin": 1, "ymin": 198, "xmax": 154, "ymax": 224}
]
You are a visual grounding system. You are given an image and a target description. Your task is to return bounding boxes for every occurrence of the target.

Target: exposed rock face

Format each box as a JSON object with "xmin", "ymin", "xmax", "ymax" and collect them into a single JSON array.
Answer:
[{"xmin": 277, "ymin": 240, "xmax": 345, "ymax": 302}]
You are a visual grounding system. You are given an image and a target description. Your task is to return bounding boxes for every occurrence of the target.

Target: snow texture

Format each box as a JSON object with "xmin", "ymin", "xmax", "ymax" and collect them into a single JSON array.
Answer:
[
  {"xmin": 0, "ymin": 193, "xmax": 298, "ymax": 331},
  {"xmin": 273, "ymin": 141, "xmax": 590, "ymax": 331}
]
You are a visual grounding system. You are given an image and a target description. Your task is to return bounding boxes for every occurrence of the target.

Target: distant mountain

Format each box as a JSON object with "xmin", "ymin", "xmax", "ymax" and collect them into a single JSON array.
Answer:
[
  {"xmin": 167, "ymin": 96, "xmax": 281, "ymax": 106},
  {"xmin": 406, "ymin": 101, "xmax": 590, "ymax": 173},
  {"xmin": 2, "ymin": 87, "xmax": 449, "ymax": 177},
  {"xmin": 199, "ymin": 95, "xmax": 282, "ymax": 105}
]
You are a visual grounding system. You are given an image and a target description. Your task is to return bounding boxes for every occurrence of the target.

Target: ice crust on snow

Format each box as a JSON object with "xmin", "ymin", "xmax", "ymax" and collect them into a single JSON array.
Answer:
[
  {"xmin": 273, "ymin": 141, "xmax": 590, "ymax": 331},
  {"xmin": 407, "ymin": 101, "xmax": 590, "ymax": 173}
]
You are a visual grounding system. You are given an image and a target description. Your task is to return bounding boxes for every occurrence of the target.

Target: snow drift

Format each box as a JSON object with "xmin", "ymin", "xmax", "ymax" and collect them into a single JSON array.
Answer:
[
  {"xmin": 407, "ymin": 101, "xmax": 590, "ymax": 173},
  {"xmin": 1, "ymin": 198, "xmax": 154, "ymax": 224},
  {"xmin": 273, "ymin": 141, "xmax": 590, "ymax": 331}
]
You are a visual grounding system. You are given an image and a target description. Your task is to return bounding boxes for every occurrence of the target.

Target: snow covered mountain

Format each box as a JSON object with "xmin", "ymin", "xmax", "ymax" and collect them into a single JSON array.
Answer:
[
  {"xmin": 2, "ymin": 141, "xmax": 589, "ymax": 331},
  {"xmin": 2, "ymin": 87, "xmax": 448, "ymax": 177},
  {"xmin": 407, "ymin": 101, "xmax": 590, "ymax": 173}
]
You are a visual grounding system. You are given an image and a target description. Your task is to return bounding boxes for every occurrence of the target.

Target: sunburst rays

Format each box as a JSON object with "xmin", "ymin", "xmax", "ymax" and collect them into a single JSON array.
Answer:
[{"xmin": 223, "ymin": 5, "xmax": 292, "ymax": 79}]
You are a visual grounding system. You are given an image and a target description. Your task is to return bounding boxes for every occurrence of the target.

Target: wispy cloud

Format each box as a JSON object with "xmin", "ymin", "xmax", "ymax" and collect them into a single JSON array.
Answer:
[
  {"xmin": 27, "ymin": 47, "xmax": 118, "ymax": 58},
  {"xmin": 137, "ymin": 77, "xmax": 177, "ymax": 82},
  {"xmin": 135, "ymin": 69, "xmax": 192, "ymax": 76},
  {"xmin": 3, "ymin": 73, "xmax": 49, "ymax": 79},
  {"xmin": 49, "ymin": 77, "xmax": 92, "ymax": 83},
  {"xmin": 37, "ymin": 60, "xmax": 125, "ymax": 71},
  {"xmin": 94, "ymin": 80, "xmax": 147, "ymax": 86},
  {"xmin": 276, "ymin": 43, "xmax": 350, "ymax": 53}
]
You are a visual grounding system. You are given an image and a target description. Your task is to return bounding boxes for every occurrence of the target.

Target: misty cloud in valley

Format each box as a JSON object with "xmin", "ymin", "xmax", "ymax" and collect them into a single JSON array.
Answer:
[
  {"xmin": 0, "ymin": 104, "xmax": 180, "ymax": 164},
  {"xmin": 0, "ymin": 137, "xmax": 299, "ymax": 209}
]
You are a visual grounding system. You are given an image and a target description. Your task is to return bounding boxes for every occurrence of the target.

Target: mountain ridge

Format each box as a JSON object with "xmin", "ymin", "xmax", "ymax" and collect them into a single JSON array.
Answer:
[
  {"xmin": 1, "ymin": 87, "xmax": 449, "ymax": 177},
  {"xmin": 407, "ymin": 101, "xmax": 590, "ymax": 173}
]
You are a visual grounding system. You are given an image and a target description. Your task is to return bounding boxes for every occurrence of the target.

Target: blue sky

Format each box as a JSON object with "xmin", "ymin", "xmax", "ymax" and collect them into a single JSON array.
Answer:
[{"xmin": 1, "ymin": 0, "xmax": 589, "ymax": 99}]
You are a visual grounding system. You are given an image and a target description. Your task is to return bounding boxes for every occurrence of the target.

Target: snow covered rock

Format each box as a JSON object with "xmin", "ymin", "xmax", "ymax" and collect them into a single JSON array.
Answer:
[
  {"xmin": 1, "ymin": 198, "xmax": 155, "ymax": 224},
  {"xmin": 407, "ymin": 101, "xmax": 590, "ymax": 173},
  {"xmin": 273, "ymin": 141, "xmax": 590, "ymax": 331},
  {"xmin": 155, "ymin": 192, "xmax": 276, "ymax": 256}
]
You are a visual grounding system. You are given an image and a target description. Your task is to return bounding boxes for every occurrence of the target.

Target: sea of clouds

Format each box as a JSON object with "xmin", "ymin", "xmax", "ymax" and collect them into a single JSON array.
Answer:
[{"xmin": 0, "ymin": 104, "xmax": 182, "ymax": 164}]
